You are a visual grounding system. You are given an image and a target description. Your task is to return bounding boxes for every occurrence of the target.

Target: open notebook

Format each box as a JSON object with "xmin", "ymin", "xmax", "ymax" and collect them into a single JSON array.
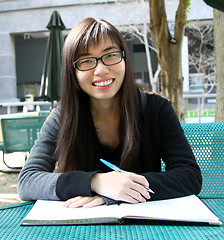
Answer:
[{"xmin": 22, "ymin": 195, "xmax": 222, "ymax": 226}]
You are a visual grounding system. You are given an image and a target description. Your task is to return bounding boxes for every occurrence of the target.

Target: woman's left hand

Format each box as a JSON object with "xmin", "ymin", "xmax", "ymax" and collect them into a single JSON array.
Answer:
[{"xmin": 63, "ymin": 195, "xmax": 106, "ymax": 208}]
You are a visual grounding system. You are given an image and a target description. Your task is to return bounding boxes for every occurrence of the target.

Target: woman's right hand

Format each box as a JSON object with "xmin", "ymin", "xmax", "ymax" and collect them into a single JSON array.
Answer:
[{"xmin": 91, "ymin": 171, "xmax": 151, "ymax": 204}]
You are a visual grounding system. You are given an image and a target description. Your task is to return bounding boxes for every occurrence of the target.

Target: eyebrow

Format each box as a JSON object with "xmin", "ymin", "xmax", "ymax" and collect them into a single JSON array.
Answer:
[{"xmin": 79, "ymin": 46, "xmax": 119, "ymax": 58}]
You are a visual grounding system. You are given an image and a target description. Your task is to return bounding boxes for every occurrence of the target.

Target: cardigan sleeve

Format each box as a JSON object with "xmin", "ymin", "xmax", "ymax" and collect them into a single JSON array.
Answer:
[
  {"xmin": 140, "ymin": 93, "xmax": 202, "ymax": 201},
  {"xmin": 18, "ymin": 107, "xmax": 97, "ymax": 201}
]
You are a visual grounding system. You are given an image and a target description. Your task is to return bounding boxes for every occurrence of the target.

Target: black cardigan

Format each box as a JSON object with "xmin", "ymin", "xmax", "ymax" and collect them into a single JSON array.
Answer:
[{"xmin": 56, "ymin": 91, "xmax": 202, "ymax": 201}]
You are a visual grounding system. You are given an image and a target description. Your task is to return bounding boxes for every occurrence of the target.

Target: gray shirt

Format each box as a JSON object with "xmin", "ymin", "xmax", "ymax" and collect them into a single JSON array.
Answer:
[{"xmin": 18, "ymin": 108, "xmax": 61, "ymax": 200}]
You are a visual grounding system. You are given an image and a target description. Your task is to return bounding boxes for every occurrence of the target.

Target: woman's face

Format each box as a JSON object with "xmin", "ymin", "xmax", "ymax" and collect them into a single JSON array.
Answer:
[{"xmin": 75, "ymin": 36, "xmax": 125, "ymax": 102}]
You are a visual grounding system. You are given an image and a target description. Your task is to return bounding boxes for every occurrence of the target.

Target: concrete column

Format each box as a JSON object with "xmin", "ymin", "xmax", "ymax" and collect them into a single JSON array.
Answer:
[{"xmin": 0, "ymin": 33, "xmax": 18, "ymax": 102}]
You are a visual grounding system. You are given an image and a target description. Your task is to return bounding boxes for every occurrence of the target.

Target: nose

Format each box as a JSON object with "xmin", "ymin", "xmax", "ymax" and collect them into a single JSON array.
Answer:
[{"xmin": 94, "ymin": 61, "xmax": 109, "ymax": 75}]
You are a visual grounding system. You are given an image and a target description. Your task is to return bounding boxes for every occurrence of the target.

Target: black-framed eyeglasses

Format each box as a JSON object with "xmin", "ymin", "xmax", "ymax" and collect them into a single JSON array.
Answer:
[{"xmin": 73, "ymin": 51, "xmax": 125, "ymax": 71}]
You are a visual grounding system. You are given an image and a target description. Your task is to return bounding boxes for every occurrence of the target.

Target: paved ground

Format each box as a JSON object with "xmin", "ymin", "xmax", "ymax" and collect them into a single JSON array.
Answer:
[{"xmin": 0, "ymin": 153, "xmax": 26, "ymax": 207}]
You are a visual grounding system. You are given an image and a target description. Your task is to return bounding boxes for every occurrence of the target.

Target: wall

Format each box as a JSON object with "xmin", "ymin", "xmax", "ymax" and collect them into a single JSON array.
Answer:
[
  {"xmin": 0, "ymin": 0, "xmax": 213, "ymax": 103},
  {"xmin": 0, "ymin": 0, "xmax": 149, "ymax": 102}
]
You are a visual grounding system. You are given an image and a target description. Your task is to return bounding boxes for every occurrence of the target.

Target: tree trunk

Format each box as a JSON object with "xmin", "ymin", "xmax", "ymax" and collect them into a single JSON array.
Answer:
[
  {"xmin": 214, "ymin": 9, "xmax": 224, "ymax": 122},
  {"xmin": 148, "ymin": 0, "xmax": 188, "ymax": 120}
]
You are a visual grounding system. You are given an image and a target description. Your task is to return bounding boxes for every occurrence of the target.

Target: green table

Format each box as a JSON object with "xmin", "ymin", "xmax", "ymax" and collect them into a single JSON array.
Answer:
[{"xmin": 0, "ymin": 199, "xmax": 223, "ymax": 239}]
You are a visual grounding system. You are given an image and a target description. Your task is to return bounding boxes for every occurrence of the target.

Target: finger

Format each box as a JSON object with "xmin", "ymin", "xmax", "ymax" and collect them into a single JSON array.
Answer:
[
  {"xmin": 131, "ymin": 173, "xmax": 149, "ymax": 188},
  {"xmin": 120, "ymin": 193, "xmax": 140, "ymax": 204},
  {"xmin": 68, "ymin": 196, "xmax": 105, "ymax": 208},
  {"xmin": 131, "ymin": 182, "xmax": 151, "ymax": 200},
  {"xmin": 63, "ymin": 196, "xmax": 83, "ymax": 208},
  {"xmin": 125, "ymin": 187, "xmax": 147, "ymax": 203},
  {"xmin": 127, "ymin": 173, "xmax": 151, "ymax": 200},
  {"xmin": 117, "ymin": 178, "xmax": 150, "ymax": 202},
  {"xmin": 83, "ymin": 197, "xmax": 105, "ymax": 208},
  {"xmin": 69, "ymin": 197, "xmax": 93, "ymax": 208}
]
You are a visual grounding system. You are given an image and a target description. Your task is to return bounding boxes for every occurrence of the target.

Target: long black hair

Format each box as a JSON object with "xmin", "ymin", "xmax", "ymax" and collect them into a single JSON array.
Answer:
[{"xmin": 56, "ymin": 18, "xmax": 141, "ymax": 172}]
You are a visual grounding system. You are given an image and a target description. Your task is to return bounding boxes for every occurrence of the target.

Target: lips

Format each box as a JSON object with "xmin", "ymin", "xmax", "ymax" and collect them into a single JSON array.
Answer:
[{"xmin": 92, "ymin": 79, "xmax": 114, "ymax": 87}]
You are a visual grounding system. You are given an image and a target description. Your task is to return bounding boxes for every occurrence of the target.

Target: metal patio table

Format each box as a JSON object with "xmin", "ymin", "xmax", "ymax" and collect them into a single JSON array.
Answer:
[{"xmin": 0, "ymin": 198, "xmax": 223, "ymax": 240}]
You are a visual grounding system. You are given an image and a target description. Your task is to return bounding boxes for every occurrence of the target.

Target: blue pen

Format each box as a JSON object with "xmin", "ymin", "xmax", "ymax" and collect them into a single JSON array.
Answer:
[
  {"xmin": 100, "ymin": 158, "xmax": 155, "ymax": 194},
  {"xmin": 100, "ymin": 158, "xmax": 123, "ymax": 172}
]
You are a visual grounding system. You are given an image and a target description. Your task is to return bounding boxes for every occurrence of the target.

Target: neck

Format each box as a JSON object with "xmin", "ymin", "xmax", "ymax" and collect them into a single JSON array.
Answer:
[
  {"xmin": 90, "ymin": 95, "xmax": 121, "ymax": 149},
  {"xmin": 90, "ymin": 95, "xmax": 120, "ymax": 121}
]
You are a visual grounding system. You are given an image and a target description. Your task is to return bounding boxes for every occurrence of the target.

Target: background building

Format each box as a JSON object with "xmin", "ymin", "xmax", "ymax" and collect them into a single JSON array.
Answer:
[{"xmin": 0, "ymin": 0, "xmax": 213, "ymax": 114}]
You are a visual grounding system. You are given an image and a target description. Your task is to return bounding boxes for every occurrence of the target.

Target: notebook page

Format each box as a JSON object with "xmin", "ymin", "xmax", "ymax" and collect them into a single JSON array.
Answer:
[
  {"xmin": 119, "ymin": 195, "xmax": 221, "ymax": 224},
  {"xmin": 24, "ymin": 200, "xmax": 121, "ymax": 221}
]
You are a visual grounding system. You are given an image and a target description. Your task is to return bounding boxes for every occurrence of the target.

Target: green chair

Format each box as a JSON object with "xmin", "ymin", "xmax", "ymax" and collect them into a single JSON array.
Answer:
[
  {"xmin": 0, "ymin": 116, "xmax": 47, "ymax": 170},
  {"xmin": 0, "ymin": 141, "xmax": 4, "ymax": 153},
  {"xmin": 162, "ymin": 122, "xmax": 224, "ymax": 198},
  {"xmin": 182, "ymin": 122, "xmax": 224, "ymax": 198}
]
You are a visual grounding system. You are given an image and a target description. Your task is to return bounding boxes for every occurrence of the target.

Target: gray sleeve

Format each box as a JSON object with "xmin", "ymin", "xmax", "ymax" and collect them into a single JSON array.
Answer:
[{"xmin": 18, "ymin": 107, "xmax": 62, "ymax": 201}]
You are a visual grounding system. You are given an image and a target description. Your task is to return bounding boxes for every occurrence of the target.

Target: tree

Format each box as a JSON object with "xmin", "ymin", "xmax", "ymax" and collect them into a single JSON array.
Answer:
[
  {"xmin": 186, "ymin": 23, "xmax": 215, "ymax": 115},
  {"xmin": 203, "ymin": 0, "xmax": 224, "ymax": 121},
  {"xmin": 126, "ymin": 19, "xmax": 160, "ymax": 92},
  {"xmin": 148, "ymin": 0, "xmax": 190, "ymax": 120},
  {"xmin": 122, "ymin": 22, "xmax": 160, "ymax": 92},
  {"xmin": 214, "ymin": 9, "xmax": 224, "ymax": 122},
  {"xmin": 186, "ymin": 23, "xmax": 216, "ymax": 94},
  {"xmin": 115, "ymin": 0, "xmax": 160, "ymax": 92}
]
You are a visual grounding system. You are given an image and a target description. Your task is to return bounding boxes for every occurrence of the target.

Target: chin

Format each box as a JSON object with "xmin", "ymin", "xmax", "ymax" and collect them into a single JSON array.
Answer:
[{"xmin": 92, "ymin": 91, "xmax": 119, "ymax": 101}]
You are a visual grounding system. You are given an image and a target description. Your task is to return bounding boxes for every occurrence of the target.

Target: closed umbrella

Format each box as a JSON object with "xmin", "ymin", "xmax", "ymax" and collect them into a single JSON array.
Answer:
[{"xmin": 39, "ymin": 11, "xmax": 66, "ymax": 102}]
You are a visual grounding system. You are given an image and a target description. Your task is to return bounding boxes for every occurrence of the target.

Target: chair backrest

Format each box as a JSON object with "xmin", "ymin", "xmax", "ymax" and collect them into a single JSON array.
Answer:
[
  {"xmin": 161, "ymin": 122, "xmax": 224, "ymax": 198},
  {"xmin": 182, "ymin": 123, "xmax": 223, "ymax": 198},
  {"xmin": 1, "ymin": 116, "xmax": 47, "ymax": 153}
]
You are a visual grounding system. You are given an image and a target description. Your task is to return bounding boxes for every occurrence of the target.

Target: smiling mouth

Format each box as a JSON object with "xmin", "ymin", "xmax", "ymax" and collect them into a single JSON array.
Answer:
[{"xmin": 92, "ymin": 79, "xmax": 114, "ymax": 87}]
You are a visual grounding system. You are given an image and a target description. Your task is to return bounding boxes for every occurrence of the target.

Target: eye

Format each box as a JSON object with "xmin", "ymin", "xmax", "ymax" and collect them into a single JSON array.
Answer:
[
  {"xmin": 79, "ymin": 58, "xmax": 94, "ymax": 64},
  {"xmin": 105, "ymin": 52, "xmax": 117, "ymax": 59}
]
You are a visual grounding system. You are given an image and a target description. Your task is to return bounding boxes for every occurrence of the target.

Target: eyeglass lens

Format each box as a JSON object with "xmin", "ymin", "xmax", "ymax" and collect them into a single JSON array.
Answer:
[{"xmin": 75, "ymin": 51, "xmax": 123, "ymax": 71}]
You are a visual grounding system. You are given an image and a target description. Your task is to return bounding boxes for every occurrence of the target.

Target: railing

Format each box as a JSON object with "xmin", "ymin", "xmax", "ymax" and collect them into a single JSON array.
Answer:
[
  {"xmin": 0, "ymin": 94, "xmax": 216, "ymax": 121},
  {"xmin": 183, "ymin": 93, "xmax": 216, "ymax": 123},
  {"xmin": 0, "ymin": 101, "xmax": 51, "ymax": 114}
]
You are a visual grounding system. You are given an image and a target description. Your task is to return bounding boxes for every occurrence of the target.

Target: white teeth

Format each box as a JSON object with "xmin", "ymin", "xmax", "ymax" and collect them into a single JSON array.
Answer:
[{"xmin": 93, "ymin": 79, "xmax": 113, "ymax": 87}]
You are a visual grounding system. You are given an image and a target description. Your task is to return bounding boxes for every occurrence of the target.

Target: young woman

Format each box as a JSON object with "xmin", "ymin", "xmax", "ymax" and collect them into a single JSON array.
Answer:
[{"xmin": 18, "ymin": 18, "xmax": 202, "ymax": 208}]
